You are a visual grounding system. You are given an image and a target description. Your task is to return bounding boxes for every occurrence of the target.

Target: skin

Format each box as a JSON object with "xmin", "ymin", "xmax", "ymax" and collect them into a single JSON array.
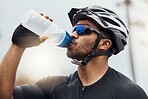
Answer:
[
  {"xmin": 0, "ymin": 19, "xmax": 112, "ymax": 99},
  {"xmin": 67, "ymin": 20, "xmax": 112, "ymax": 86},
  {"xmin": 0, "ymin": 14, "xmax": 51, "ymax": 99},
  {"xmin": 0, "ymin": 44, "xmax": 25, "ymax": 99}
]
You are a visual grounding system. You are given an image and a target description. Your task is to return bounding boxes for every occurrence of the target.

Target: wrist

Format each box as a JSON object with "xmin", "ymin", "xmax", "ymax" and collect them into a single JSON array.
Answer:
[
  {"xmin": 11, "ymin": 43, "xmax": 26, "ymax": 51},
  {"xmin": 12, "ymin": 24, "xmax": 41, "ymax": 48}
]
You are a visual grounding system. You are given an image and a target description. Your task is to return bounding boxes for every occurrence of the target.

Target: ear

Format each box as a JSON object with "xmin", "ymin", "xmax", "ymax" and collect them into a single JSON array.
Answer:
[{"xmin": 98, "ymin": 39, "xmax": 112, "ymax": 50}]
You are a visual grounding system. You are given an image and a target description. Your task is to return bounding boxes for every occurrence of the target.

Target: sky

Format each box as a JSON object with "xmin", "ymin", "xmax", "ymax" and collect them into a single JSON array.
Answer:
[{"xmin": 0, "ymin": 0, "xmax": 148, "ymax": 94}]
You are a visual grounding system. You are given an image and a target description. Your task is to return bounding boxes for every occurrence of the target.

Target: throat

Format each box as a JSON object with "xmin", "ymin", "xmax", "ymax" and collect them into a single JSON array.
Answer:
[{"xmin": 78, "ymin": 65, "xmax": 109, "ymax": 86}]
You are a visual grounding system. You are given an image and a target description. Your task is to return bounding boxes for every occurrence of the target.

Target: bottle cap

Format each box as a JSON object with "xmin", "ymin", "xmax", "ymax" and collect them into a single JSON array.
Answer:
[{"xmin": 58, "ymin": 32, "xmax": 72, "ymax": 47}]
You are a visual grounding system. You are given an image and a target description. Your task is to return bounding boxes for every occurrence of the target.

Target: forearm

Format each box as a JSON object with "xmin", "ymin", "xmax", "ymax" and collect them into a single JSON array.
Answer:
[{"xmin": 0, "ymin": 43, "xmax": 25, "ymax": 99}]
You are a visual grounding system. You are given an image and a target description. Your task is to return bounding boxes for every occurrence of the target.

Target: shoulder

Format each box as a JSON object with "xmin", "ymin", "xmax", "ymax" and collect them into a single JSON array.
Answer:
[
  {"xmin": 13, "ymin": 73, "xmax": 76, "ymax": 99},
  {"xmin": 117, "ymin": 82, "xmax": 148, "ymax": 99},
  {"xmin": 36, "ymin": 75, "xmax": 69, "ymax": 92},
  {"xmin": 35, "ymin": 71, "xmax": 78, "ymax": 93},
  {"xmin": 107, "ymin": 68, "xmax": 148, "ymax": 99},
  {"xmin": 36, "ymin": 76, "xmax": 69, "ymax": 87}
]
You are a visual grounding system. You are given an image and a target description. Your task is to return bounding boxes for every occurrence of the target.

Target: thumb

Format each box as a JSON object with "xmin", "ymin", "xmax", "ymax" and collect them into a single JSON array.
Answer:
[{"xmin": 39, "ymin": 35, "xmax": 49, "ymax": 42}]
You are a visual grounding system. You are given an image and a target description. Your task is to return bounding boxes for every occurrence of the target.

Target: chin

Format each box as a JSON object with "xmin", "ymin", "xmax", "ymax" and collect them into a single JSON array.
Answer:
[
  {"xmin": 67, "ymin": 52, "xmax": 84, "ymax": 61},
  {"xmin": 66, "ymin": 48, "xmax": 88, "ymax": 60}
]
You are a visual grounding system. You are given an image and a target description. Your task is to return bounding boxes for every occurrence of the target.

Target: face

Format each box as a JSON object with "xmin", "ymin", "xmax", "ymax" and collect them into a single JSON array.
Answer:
[{"xmin": 67, "ymin": 20, "xmax": 99, "ymax": 61}]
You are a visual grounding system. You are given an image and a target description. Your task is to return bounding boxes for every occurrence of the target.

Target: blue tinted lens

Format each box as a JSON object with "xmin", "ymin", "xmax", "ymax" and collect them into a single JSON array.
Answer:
[
  {"xmin": 72, "ymin": 25, "xmax": 91, "ymax": 35},
  {"xmin": 75, "ymin": 25, "xmax": 85, "ymax": 35}
]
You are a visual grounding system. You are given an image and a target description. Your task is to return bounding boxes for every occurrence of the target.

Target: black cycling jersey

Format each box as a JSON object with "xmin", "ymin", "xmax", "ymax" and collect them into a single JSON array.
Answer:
[{"xmin": 13, "ymin": 67, "xmax": 148, "ymax": 99}]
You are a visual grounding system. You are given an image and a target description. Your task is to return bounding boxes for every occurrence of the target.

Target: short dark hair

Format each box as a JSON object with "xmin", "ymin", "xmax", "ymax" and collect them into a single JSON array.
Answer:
[{"xmin": 100, "ymin": 29, "xmax": 116, "ymax": 55}]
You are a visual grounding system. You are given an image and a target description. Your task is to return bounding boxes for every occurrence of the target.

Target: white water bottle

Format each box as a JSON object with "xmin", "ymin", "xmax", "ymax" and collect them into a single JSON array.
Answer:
[{"xmin": 21, "ymin": 10, "xmax": 72, "ymax": 47}]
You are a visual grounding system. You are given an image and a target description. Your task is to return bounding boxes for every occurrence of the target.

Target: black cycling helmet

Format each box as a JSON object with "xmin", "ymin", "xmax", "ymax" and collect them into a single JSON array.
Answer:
[{"xmin": 68, "ymin": 5, "xmax": 129, "ymax": 65}]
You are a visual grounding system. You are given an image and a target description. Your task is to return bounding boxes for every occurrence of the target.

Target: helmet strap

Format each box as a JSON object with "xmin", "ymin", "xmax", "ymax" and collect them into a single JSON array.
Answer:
[
  {"xmin": 71, "ymin": 33, "xmax": 113, "ymax": 66},
  {"xmin": 81, "ymin": 33, "xmax": 103, "ymax": 65}
]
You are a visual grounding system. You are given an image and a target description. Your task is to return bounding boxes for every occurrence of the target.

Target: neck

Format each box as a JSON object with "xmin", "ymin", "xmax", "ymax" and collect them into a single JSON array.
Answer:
[{"xmin": 78, "ymin": 56, "xmax": 109, "ymax": 86}]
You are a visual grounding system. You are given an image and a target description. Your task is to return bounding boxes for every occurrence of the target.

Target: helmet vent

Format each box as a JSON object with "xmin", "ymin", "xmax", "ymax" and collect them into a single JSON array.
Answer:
[
  {"xmin": 101, "ymin": 17, "xmax": 120, "ymax": 27},
  {"xmin": 115, "ymin": 17, "xmax": 127, "ymax": 28},
  {"xmin": 91, "ymin": 9, "xmax": 105, "ymax": 13},
  {"xmin": 120, "ymin": 31, "xmax": 127, "ymax": 38},
  {"xmin": 103, "ymin": 8, "xmax": 117, "ymax": 15}
]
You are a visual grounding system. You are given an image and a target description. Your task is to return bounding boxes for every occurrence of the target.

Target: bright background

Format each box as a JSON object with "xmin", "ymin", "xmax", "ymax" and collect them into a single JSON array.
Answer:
[{"xmin": 0, "ymin": 0, "xmax": 148, "ymax": 94}]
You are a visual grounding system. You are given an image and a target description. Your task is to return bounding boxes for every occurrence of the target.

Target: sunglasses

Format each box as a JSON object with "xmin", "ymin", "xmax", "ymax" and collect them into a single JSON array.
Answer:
[{"xmin": 72, "ymin": 24, "xmax": 104, "ymax": 36}]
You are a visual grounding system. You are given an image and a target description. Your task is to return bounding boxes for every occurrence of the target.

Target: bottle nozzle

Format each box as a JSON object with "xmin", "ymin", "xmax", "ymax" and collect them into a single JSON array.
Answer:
[{"xmin": 58, "ymin": 32, "xmax": 72, "ymax": 47}]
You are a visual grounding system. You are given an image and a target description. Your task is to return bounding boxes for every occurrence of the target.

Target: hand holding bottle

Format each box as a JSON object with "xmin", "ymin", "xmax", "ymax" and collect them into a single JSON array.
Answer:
[
  {"xmin": 11, "ymin": 13, "xmax": 52, "ymax": 48},
  {"xmin": 38, "ymin": 13, "xmax": 54, "ymax": 42},
  {"xmin": 12, "ymin": 24, "xmax": 42, "ymax": 48},
  {"xmin": 21, "ymin": 10, "xmax": 72, "ymax": 47}
]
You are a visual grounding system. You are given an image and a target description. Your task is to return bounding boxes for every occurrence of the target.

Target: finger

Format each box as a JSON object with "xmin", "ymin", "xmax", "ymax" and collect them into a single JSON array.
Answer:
[
  {"xmin": 39, "ymin": 36, "xmax": 49, "ymax": 42},
  {"xmin": 44, "ymin": 16, "xmax": 49, "ymax": 19},
  {"xmin": 40, "ymin": 13, "xmax": 44, "ymax": 16},
  {"xmin": 49, "ymin": 18, "xmax": 53, "ymax": 22}
]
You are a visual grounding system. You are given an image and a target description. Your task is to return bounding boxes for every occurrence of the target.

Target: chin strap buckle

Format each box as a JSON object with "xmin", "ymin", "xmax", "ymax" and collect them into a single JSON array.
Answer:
[
  {"xmin": 71, "ymin": 51, "xmax": 97, "ymax": 66},
  {"xmin": 71, "ymin": 59, "xmax": 83, "ymax": 65},
  {"xmin": 81, "ymin": 50, "xmax": 97, "ymax": 65}
]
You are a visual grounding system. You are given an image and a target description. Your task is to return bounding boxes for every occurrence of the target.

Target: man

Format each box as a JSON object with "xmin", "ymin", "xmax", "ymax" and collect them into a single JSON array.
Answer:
[{"xmin": 0, "ymin": 5, "xmax": 147, "ymax": 99}]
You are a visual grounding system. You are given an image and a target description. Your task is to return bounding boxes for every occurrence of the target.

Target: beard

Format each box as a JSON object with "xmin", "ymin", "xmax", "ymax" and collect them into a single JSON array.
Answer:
[
  {"xmin": 67, "ymin": 40, "xmax": 95, "ymax": 61},
  {"xmin": 67, "ymin": 49, "xmax": 88, "ymax": 61}
]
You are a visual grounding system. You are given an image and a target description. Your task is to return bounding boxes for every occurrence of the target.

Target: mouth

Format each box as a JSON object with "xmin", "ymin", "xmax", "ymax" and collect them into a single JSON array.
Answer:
[
  {"xmin": 71, "ymin": 40, "xmax": 76, "ymax": 45},
  {"xmin": 68, "ymin": 40, "xmax": 76, "ymax": 48}
]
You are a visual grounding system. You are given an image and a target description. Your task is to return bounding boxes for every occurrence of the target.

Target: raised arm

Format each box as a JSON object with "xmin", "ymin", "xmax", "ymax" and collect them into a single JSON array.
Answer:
[
  {"xmin": 0, "ymin": 43, "xmax": 25, "ymax": 99},
  {"xmin": 0, "ymin": 24, "xmax": 42, "ymax": 99}
]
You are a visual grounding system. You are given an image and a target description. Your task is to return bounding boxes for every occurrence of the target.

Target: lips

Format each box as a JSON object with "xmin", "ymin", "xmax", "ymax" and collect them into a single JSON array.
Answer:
[
  {"xmin": 71, "ymin": 40, "xmax": 76, "ymax": 45},
  {"xmin": 68, "ymin": 40, "xmax": 76, "ymax": 48}
]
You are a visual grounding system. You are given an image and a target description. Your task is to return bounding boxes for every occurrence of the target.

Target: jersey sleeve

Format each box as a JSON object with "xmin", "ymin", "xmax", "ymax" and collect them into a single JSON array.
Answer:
[
  {"xmin": 119, "ymin": 83, "xmax": 148, "ymax": 99},
  {"xmin": 13, "ymin": 84, "xmax": 46, "ymax": 99},
  {"xmin": 13, "ymin": 76, "xmax": 68, "ymax": 99}
]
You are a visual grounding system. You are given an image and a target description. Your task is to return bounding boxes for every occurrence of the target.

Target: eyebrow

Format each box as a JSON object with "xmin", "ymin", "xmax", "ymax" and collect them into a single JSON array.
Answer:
[{"xmin": 75, "ymin": 24, "xmax": 90, "ymax": 26}]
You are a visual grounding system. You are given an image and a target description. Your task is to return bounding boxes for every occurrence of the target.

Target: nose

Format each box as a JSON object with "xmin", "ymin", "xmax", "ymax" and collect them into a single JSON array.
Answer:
[{"xmin": 70, "ymin": 31, "xmax": 79, "ymax": 39}]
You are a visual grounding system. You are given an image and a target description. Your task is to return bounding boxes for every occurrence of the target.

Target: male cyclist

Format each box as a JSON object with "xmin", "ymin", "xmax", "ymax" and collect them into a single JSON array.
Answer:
[{"xmin": 0, "ymin": 5, "xmax": 147, "ymax": 99}]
